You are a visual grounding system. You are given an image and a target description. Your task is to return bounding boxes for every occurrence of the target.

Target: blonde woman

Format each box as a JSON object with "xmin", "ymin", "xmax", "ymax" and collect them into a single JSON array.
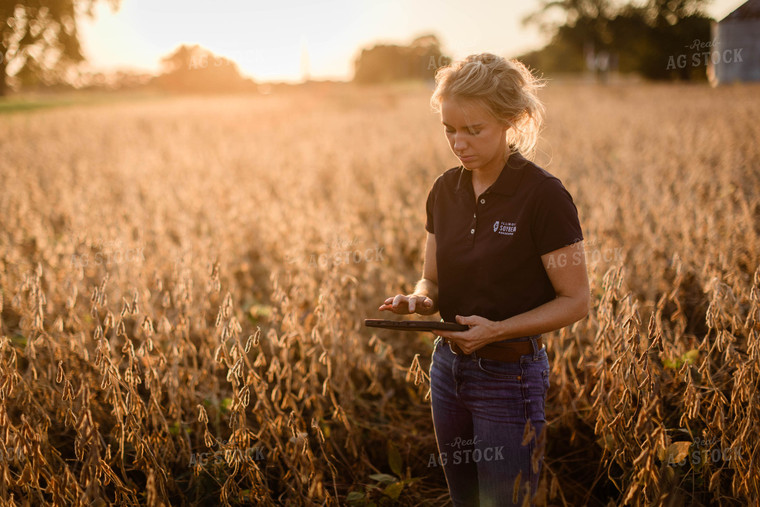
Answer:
[{"xmin": 379, "ymin": 53, "xmax": 590, "ymax": 506}]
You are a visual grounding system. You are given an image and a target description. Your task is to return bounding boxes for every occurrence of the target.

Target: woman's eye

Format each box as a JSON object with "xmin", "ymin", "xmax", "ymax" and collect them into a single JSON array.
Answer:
[{"xmin": 444, "ymin": 127, "xmax": 479, "ymax": 135}]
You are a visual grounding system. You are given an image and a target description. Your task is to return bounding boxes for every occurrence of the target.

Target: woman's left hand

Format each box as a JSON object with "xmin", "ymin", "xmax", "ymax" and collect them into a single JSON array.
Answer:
[{"xmin": 436, "ymin": 315, "xmax": 500, "ymax": 354}]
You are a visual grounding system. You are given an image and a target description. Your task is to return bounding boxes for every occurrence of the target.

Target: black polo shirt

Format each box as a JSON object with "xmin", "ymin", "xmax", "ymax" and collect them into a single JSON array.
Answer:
[{"xmin": 425, "ymin": 150, "xmax": 583, "ymax": 329}]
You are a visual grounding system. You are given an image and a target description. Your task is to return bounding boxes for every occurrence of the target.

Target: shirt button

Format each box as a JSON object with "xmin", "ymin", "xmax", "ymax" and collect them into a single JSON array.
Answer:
[
  {"xmin": 470, "ymin": 228, "xmax": 475, "ymax": 234},
  {"xmin": 480, "ymin": 198, "xmax": 485, "ymax": 204},
  {"xmin": 473, "ymin": 213, "xmax": 476, "ymax": 218}
]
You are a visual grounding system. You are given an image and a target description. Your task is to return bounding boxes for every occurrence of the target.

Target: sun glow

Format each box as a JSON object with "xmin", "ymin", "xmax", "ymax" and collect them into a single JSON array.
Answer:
[
  {"xmin": 77, "ymin": 0, "xmax": 546, "ymax": 82},
  {"xmin": 77, "ymin": 0, "xmax": 744, "ymax": 83}
]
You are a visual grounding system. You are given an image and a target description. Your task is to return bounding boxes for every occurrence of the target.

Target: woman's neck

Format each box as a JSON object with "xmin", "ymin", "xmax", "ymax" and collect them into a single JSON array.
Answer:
[{"xmin": 471, "ymin": 149, "xmax": 513, "ymax": 192}]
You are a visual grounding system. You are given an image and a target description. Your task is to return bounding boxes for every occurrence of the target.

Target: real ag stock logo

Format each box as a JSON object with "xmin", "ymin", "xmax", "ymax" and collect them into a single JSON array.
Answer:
[{"xmin": 667, "ymin": 39, "xmax": 743, "ymax": 70}]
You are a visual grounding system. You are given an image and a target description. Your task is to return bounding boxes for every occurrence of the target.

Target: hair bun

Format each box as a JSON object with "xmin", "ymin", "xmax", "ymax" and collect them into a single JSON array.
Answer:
[{"xmin": 465, "ymin": 53, "xmax": 500, "ymax": 68}]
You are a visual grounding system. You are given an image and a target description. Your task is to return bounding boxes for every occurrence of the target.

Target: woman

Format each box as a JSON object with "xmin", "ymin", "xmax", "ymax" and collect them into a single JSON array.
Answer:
[{"xmin": 378, "ymin": 53, "xmax": 590, "ymax": 506}]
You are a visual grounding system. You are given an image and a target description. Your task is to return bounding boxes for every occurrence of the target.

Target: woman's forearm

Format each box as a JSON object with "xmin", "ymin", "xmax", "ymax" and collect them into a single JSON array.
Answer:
[{"xmin": 491, "ymin": 293, "xmax": 589, "ymax": 342}]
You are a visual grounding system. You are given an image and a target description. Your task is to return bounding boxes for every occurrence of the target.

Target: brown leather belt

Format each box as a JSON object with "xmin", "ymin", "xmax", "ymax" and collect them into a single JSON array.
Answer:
[{"xmin": 442, "ymin": 336, "xmax": 542, "ymax": 362}]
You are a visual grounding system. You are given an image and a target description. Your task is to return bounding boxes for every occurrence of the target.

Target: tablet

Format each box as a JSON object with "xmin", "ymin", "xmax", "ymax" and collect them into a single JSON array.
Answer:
[{"xmin": 364, "ymin": 319, "xmax": 469, "ymax": 332}]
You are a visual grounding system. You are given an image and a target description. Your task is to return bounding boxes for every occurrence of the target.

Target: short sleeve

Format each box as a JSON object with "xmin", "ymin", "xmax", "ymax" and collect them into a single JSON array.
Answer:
[
  {"xmin": 425, "ymin": 179, "xmax": 438, "ymax": 234},
  {"xmin": 531, "ymin": 177, "xmax": 583, "ymax": 256}
]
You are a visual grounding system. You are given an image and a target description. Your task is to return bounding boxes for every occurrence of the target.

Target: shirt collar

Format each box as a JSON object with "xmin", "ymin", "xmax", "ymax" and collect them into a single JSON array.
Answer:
[{"xmin": 455, "ymin": 150, "xmax": 528, "ymax": 197}]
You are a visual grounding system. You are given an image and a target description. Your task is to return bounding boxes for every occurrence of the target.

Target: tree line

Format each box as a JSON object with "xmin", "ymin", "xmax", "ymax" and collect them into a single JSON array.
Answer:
[
  {"xmin": 0, "ymin": 0, "xmax": 716, "ymax": 96},
  {"xmin": 519, "ymin": 0, "xmax": 714, "ymax": 80}
]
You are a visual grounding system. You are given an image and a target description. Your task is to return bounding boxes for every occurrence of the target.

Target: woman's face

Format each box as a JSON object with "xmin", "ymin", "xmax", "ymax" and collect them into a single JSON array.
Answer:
[{"xmin": 440, "ymin": 96, "xmax": 509, "ymax": 174}]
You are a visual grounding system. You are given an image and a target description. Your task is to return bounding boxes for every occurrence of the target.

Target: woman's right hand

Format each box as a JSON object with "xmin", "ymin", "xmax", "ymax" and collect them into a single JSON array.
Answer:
[{"xmin": 378, "ymin": 294, "xmax": 435, "ymax": 315}]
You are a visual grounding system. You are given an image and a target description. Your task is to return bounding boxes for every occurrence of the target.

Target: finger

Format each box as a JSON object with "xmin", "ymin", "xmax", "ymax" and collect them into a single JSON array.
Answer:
[
  {"xmin": 408, "ymin": 297, "xmax": 416, "ymax": 313},
  {"xmin": 393, "ymin": 296, "xmax": 409, "ymax": 313}
]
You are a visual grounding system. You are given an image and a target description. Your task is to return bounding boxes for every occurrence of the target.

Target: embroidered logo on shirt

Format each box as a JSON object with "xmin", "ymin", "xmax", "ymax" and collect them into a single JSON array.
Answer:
[{"xmin": 493, "ymin": 220, "xmax": 517, "ymax": 236}]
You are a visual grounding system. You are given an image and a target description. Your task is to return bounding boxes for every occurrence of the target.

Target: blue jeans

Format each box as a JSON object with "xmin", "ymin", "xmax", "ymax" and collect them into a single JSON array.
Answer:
[{"xmin": 429, "ymin": 336, "xmax": 550, "ymax": 506}]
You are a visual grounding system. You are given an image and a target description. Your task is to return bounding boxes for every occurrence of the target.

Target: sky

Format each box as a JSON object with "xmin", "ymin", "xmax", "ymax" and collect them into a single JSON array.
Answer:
[{"xmin": 77, "ymin": 0, "xmax": 747, "ymax": 83}]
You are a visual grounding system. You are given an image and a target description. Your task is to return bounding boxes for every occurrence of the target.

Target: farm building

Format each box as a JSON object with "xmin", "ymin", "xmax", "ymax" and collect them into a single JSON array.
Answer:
[{"xmin": 708, "ymin": 0, "xmax": 760, "ymax": 85}]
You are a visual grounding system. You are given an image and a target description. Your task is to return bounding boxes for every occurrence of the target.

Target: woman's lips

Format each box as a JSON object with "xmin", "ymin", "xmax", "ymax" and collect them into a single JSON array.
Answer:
[{"xmin": 459, "ymin": 155, "xmax": 476, "ymax": 163}]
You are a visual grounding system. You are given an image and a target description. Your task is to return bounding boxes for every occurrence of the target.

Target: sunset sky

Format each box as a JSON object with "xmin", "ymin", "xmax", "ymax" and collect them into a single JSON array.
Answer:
[{"xmin": 78, "ymin": 0, "xmax": 746, "ymax": 83}]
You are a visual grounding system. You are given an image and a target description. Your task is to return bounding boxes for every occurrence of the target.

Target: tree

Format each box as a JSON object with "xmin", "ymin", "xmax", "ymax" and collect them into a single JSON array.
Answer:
[
  {"xmin": 523, "ymin": 0, "xmax": 616, "ymax": 45},
  {"xmin": 0, "ymin": 0, "xmax": 119, "ymax": 96},
  {"xmin": 353, "ymin": 34, "xmax": 450, "ymax": 84},
  {"xmin": 643, "ymin": 0, "xmax": 711, "ymax": 26},
  {"xmin": 153, "ymin": 44, "xmax": 256, "ymax": 94},
  {"xmin": 521, "ymin": 0, "xmax": 712, "ymax": 80},
  {"xmin": 521, "ymin": 0, "xmax": 623, "ymax": 80}
]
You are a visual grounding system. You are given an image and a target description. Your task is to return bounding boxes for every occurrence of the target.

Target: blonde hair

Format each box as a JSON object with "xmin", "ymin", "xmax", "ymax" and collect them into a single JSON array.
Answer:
[{"xmin": 430, "ymin": 53, "xmax": 546, "ymax": 159}]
